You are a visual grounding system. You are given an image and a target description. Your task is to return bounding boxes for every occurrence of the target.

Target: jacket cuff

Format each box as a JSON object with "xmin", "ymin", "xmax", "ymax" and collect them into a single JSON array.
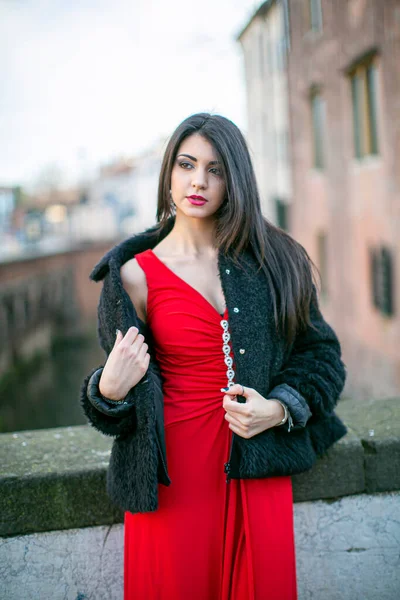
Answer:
[
  {"xmin": 267, "ymin": 383, "xmax": 312, "ymax": 429},
  {"xmin": 87, "ymin": 368, "xmax": 136, "ymax": 417}
]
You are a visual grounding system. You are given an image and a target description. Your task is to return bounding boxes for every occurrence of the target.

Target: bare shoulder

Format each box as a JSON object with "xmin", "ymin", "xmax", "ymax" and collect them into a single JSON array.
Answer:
[
  {"xmin": 120, "ymin": 257, "xmax": 146, "ymax": 287},
  {"xmin": 120, "ymin": 258, "xmax": 148, "ymax": 322}
]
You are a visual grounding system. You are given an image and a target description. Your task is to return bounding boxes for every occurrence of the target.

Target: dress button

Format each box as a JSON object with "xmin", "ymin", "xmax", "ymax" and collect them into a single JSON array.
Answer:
[
  {"xmin": 239, "ymin": 348, "xmax": 245, "ymax": 354},
  {"xmin": 233, "ymin": 307, "xmax": 239, "ymax": 313},
  {"xmin": 225, "ymin": 269, "xmax": 230, "ymax": 274}
]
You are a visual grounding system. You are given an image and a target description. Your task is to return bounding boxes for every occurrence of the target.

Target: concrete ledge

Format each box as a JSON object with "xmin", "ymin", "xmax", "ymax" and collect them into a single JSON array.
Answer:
[
  {"xmin": 1, "ymin": 426, "xmax": 123, "ymax": 537},
  {"xmin": 1, "ymin": 397, "xmax": 399, "ymax": 537},
  {"xmin": 2, "ymin": 493, "xmax": 399, "ymax": 600}
]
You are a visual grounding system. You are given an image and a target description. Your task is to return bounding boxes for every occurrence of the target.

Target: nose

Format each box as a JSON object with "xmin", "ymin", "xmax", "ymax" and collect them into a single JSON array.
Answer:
[{"xmin": 191, "ymin": 168, "xmax": 207, "ymax": 190}]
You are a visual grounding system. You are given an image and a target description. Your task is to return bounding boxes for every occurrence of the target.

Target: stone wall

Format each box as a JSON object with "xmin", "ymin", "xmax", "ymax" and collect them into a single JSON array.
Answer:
[
  {"xmin": 1, "ymin": 396, "xmax": 399, "ymax": 598},
  {"xmin": 2, "ymin": 492, "xmax": 399, "ymax": 600}
]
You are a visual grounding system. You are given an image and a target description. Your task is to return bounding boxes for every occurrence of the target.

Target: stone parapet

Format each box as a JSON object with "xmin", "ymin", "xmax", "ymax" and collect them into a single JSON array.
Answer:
[{"xmin": 1, "ymin": 396, "xmax": 399, "ymax": 537}]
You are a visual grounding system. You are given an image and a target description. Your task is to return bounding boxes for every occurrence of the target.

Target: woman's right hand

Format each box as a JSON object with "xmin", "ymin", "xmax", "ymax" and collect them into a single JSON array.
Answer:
[{"xmin": 99, "ymin": 327, "xmax": 151, "ymax": 401}]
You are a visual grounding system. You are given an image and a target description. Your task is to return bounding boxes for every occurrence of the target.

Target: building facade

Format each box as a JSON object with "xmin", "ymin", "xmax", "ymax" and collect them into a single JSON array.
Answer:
[
  {"xmin": 238, "ymin": 0, "xmax": 292, "ymax": 226},
  {"xmin": 287, "ymin": 0, "xmax": 400, "ymax": 398},
  {"xmin": 239, "ymin": 0, "xmax": 400, "ymax": 398}
]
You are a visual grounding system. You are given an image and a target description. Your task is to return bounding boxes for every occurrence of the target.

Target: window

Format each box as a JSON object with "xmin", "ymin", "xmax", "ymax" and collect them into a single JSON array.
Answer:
[
  {"xmin": 310, "ymin": 89, "xmax": 326, "ymax": 169},
  {"xmin": 309, "ymin": 0, "xmax": 323, "ymax": 32},
  {"xmin": 317, "ymin": 232, "xmax": 328, "ymax": 298},
  {"xmin": 274, "ymin": 130, "xmax": 289, "ymax": 164},
  {"xmin": 273, "ymin": 131, "xmax": 282, "ymax": 164},
  {"xmin": 267, "ymin": 37, "xmax": 274, "ymax": 73},
  {"xmin": 281, "ymin": 130, "xmax": 289, "ymax": 164},
  {"xmin": 276, "ymin": 37, "xmax": 287, "ymax": 71},
  {"xmin": 275, "ymin": 198, "xmax": 289, "ymax": 231},
  {"xmin": 350, "ymin": 57, "xmax": 379, "ymax": 159},
  {"xmin": 370, "ymin": 246, "xmax": 395, "ymax": 317},
  {"xmin": 258, "ymin": 32, "xmax": 265, "ymax": 76},
  {"xmin": 262, "ymin": 113, "xmax": 269, "ymax": 155}
]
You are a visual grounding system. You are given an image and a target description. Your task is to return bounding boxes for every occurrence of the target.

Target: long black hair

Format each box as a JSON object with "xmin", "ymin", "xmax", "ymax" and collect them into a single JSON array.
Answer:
[{"xmin": 156, "ymin": 112, "xmax": 318, "ymax": 345}]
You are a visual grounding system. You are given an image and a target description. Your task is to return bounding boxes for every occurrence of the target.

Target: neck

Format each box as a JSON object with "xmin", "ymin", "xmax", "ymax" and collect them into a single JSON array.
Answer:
[{"xmin": 164, "ymin": 211, "xmax": 218, "ymax": 256}]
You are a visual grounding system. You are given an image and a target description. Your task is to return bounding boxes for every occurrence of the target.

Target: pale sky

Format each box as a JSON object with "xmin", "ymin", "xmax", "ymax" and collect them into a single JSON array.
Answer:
[{"xmin": 1, "ymin": 0, "xmax": 259, "ymax": 189}]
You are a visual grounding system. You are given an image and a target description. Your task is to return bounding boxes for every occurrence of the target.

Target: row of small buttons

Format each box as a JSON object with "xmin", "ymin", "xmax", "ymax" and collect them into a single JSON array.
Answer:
[
  {"xmin": 223, "ymin": 268, "xmax": 244, "ymax": 482},
  {"xmin": 220, "ymin": 319, "xmax": 235, "ymax": 388}
]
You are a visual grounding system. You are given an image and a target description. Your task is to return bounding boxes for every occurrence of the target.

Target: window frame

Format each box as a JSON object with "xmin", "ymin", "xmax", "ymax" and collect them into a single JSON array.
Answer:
[
  {"xmin": 309, "ymin": 0, "xmax": 323, "ymax": 33},
  {"xmin": 369, "ymin": 245, "xmax": 395, "ymax": 318},
  {"xmin": 349, "ymin": 55, "xmax": 379, "ymax": 160},
  {"xmin": 310, "ymin": 87, "xmax": 326, "ymax": 170},
  {"xmin": 316, "ymin": 231, "xmax": 328, "ymax": 299}
]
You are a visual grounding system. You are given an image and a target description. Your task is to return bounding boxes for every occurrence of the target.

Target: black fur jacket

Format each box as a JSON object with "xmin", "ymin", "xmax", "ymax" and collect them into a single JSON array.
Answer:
[{"xmin": 80, "ymin": 218, "xmax": 347, "ymax": 514}]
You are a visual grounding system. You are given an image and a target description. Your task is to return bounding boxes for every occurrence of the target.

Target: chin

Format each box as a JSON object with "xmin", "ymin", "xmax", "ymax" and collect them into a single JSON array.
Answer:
[{"xmin": 182, "ymin": 207, "xmax": 219, "ymax": 219}]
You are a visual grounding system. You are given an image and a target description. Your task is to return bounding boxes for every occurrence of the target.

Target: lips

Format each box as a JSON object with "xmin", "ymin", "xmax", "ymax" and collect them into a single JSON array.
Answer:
[{"xmin": 187, "ymin": 195, "xmax": 207, "ymax": 206}]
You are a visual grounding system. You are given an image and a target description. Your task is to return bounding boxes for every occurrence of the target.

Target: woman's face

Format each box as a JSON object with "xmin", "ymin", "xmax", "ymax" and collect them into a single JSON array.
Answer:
[{"xmin": 170, "ymin": 134, "xmax": 226, "ymax": 219}]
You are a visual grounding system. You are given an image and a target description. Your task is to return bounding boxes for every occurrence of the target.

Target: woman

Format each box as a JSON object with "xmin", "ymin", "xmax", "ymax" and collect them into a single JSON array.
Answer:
[{"xmin": 81, "ymin": 113, "xmax": 347, "ymax": 600}]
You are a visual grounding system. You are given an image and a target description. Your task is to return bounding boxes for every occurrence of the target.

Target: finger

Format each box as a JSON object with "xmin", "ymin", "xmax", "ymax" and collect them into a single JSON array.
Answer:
[
  {"xmin": 143, "ymin": 352, "xmax": 150, "ymax": 370},
  {"xmin": 220, "ymin": 383, "xmax": 247, "ymax": 398},
  {"xmin": 113, "ymin": 329, "xmax": 124, "ymax": 346},
  {"xmin": 222, "ymin": 395, "xmax": 249, "ymax": 415},
  {"xmin": 224, "ymin": 411, "xmax": 243, "ymax": 429},
  {"xmin": 227, "ymin": 421, "xmax": 249, "ymax": 439},
  {"xmin": 130, "ymin": 333, "xmax": 145, "ymax": 353},
  {"xmin": 137, "ymin": 343, "xmax": 149, "ymax": 362},
  {"xmin": 123, "ymin": 326, "xmax": 140, "ymax": 345}
]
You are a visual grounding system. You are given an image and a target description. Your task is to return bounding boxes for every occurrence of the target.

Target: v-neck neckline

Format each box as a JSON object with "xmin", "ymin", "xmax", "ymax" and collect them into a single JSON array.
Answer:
[{"xmin": 147, "ymin": 248, "xmax": 228, "ymax": 319}]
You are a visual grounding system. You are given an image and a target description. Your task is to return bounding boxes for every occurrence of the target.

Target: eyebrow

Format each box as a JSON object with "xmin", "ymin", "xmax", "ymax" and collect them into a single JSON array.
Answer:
[{"xmin": 177, "ymin": 153, "xmax": 220, "ymax": 166}]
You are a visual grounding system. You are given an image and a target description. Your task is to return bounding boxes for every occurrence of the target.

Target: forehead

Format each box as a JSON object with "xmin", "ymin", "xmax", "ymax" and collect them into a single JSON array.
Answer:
[{"xmin": 177, "ymin": 134, "xmax": 218, "ymax": 160}]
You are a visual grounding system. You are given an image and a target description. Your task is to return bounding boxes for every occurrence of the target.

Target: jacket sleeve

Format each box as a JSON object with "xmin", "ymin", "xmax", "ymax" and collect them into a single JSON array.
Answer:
[
  {"xmin": 80, "ymin": 360, "xmax": 161, "ymax": 438},
  {"xmin": 80, "ymin": 365, "xmax": 139, "ymax": 437},
  {"xmin": 267, "ymin": 286, "xmax": 347, "ymax": 429},
  {"xmin": 79, "ymin": 270, "xmax": 162, "ymax": 438}
]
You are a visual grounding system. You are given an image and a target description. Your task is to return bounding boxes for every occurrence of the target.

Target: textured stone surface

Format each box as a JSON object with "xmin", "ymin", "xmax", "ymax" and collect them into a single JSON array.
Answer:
[
  {"xmin": 295, "ymin": 492, "xmax": 400, "ymax": 600},
  {"xmin": 1, "ymin": 493, "xmax": 399, "ymax": 600},
  {"xmin": 292, "ymin": 432, "xmax": 365, "ymax": 502},
  {"xmin": 0, "ymin": 426, "xmax": 123, "ymax": 537},
  {"xmin": 336, "ymin": 396, "xmax": 400, "ymax": 440},
  {"xmin": 336, "ymin": 396, "xmax": 400, "ymax": 493},
  {"xmin": 0, "ymin": 524, "xmax": 124, "ymax": 600},
  {"xmin": 2, "ymin": 425, "xmax": 113, "ymax": 478},
  {"xmin": 1, "ymin": 397, "xmax": 399, "ymax": 536}
]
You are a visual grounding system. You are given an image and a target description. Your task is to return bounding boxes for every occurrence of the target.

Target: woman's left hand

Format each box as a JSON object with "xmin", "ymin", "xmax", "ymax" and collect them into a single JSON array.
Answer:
[{"xmin": 221, "ymin": 384, "xmax": 285, "ymax": 439}]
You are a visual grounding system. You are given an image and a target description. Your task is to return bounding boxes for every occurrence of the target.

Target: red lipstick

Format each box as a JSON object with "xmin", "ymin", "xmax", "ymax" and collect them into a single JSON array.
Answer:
[{"xmin": 187, "ymin": 195, "xmax": 207, "ymax": 206}]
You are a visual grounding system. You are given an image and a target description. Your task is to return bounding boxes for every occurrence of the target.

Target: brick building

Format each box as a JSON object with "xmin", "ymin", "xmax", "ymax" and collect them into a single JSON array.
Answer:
[
  {"xmin": 286, "ymin": 0, "xmax": 400, "ymax": 398},
  {"xmin": 238, "ymin": 0, "xmax": 292, "ymax": 225}
]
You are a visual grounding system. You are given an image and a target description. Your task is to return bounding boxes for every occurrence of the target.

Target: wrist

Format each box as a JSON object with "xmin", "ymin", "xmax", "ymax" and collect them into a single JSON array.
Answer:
[
  {"xmin": 269, "ymin": 399, "xmax": 288, "ymax": 426},
  {"xmin": 99, "ymin": 377, "xmax": 125, "ymax": 403}
]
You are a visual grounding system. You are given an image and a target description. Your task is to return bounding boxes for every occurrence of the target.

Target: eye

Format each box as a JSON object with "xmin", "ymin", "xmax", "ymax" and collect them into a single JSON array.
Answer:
[
  {"xmin": 179, "ymin": 161, "xmax": 193, "ymax": 169},
  {"xmin": 210, "ymin": 167, "xmax": 222, "ymax": 176}
]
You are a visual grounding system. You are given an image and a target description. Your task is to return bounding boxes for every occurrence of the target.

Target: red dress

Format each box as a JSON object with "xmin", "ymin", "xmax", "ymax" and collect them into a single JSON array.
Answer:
[{"xmin": 124, "ymin": 249, "xmax": 297, "ymax": 600}]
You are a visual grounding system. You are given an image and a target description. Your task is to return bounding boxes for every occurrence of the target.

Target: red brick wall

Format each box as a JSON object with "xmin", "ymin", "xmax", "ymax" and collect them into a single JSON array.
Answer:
[{"xmin": 287, "ymin": 0, "xmax": 400, "ymax": 398}]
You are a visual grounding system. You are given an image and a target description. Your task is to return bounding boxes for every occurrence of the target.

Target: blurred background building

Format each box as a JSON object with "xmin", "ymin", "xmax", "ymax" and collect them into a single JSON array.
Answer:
[
  {"xmin": 239, "ymin": 0, "xmax": 400, "ymax": 400},
  {"xmin": 0, "ymin": 0, "xmax": 399, "ymax": 434},
  {"xmin": 238, "ymin": 0, "xmax": 292, "ymax": 227}
]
